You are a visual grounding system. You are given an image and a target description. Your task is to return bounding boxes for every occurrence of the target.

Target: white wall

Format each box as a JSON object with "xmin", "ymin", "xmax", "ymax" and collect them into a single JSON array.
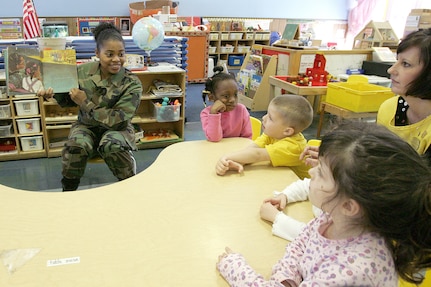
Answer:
[{"xmin": 1, "ymin": 0, "xmax": 348, "ymax": 20}]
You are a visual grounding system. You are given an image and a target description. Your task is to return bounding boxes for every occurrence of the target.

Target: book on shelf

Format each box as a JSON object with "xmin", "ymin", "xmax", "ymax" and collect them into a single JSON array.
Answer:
[
  {"xmin": 5, "ymin": 46, "xmax": 78, "ymax": 107},
  {"xmin": 150, "ymin": 79, "xmax": 182, "ymax": 97},
  {"xmin": 139, "ymin": 129, "xmax": 179, "ymax": 143},
  {"xmin": 48, "ymin": 137, "xmax": 68, "ymax": 148}
]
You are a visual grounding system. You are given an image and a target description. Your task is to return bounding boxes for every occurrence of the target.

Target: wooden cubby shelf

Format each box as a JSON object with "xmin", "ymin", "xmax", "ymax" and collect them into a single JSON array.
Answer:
[
  {"xmin": 208, "ymin": 31, "xmax": 271, "ymax": 68},
  {"xmin": 0, "ymin": 63, "xmax": 186, "ymax": 161}
]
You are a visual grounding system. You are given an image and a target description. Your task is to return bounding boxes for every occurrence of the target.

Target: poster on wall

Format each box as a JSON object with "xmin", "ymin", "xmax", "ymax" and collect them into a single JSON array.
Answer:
[{"xmin": 76, "ymin": 17, "xmax": 116, "ymax": 36}]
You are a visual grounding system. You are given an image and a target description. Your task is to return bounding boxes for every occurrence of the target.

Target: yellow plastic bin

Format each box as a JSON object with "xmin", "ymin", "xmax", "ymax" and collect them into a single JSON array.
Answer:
[{"xmin": 326, "ymin": 75, "xmax": 395, "ymax": 112}]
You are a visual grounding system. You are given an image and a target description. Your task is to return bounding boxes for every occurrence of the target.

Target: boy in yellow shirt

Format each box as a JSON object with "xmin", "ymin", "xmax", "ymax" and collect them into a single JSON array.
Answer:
[{"xmin": 216, "ymin": 94, "xmax": 313, "ymax": 179}]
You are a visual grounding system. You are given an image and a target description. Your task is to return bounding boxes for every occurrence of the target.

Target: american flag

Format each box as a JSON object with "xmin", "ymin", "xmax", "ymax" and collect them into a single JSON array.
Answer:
[{"xmin": 23, "ymin": 0, "xmax": 41, "ymax": 39}]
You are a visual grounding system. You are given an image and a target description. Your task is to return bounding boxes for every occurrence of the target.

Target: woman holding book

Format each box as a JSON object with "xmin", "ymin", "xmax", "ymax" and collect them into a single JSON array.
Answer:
[{"xmin": 39, "ymin": 22, "xmax": 143, "ymax": 191}]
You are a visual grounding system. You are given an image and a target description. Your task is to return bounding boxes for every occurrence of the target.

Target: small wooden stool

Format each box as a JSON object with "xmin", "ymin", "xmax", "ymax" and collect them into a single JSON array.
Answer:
[{"xmin": 316, "ymin": 102, "xmax": 378, "ymax": 138}]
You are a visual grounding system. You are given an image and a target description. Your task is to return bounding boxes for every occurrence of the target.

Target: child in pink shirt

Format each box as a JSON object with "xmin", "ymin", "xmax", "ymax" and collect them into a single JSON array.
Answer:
[{"xmin": 200, "ymin": 66, "xmax": 252, "ymax": 142}]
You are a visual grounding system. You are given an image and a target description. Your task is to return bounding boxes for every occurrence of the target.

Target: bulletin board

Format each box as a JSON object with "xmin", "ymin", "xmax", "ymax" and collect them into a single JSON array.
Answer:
[{"xmin": 76, "ymin": 17, "xmax": 116, "ymax": 36}]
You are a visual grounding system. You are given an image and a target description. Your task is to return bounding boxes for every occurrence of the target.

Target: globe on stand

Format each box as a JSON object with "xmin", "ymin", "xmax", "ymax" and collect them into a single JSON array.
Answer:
[{"xmin": 132, "ymin": 17, "xmax": 165, "ymax": 67}]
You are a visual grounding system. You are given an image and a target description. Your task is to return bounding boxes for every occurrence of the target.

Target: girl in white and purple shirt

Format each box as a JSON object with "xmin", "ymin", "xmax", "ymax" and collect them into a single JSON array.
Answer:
[{"xmin": 217, "ymin": 121, "xmax": 431, "ymax": 286}]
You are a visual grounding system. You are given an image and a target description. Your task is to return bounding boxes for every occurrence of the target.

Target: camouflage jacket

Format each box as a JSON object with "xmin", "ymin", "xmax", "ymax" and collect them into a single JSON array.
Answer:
[{"xmin": 77, "ymin": 61, "xmax": 142, "ymax": 131}]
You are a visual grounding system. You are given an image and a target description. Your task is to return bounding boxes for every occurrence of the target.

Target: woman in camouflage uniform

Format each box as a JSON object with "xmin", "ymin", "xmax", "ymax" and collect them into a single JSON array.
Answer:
[{"xmin": 41, "ymin": 22, "xmax": 143, "ymax": 191}]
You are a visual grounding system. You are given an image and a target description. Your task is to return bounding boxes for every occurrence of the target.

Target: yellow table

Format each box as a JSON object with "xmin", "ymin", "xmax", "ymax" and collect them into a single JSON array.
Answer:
[{"xmin": 0, "ymin": 138, "xmax": 313, "ymax": 287}]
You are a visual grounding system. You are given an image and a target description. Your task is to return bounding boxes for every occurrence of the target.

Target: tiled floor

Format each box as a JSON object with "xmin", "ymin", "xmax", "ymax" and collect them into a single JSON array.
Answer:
[{"xmin": 0, "ymin": 82, "xmax": 324, "ymax": 192}]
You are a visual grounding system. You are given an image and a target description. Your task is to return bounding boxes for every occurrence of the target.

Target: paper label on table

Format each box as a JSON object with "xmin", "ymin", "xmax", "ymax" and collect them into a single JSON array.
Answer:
[{"xmin": 47, "ymin": 256, "xmax": 80, "ymax": 267}]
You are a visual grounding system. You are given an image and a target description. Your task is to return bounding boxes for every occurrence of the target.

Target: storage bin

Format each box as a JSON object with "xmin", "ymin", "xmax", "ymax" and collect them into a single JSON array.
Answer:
[
  {"xmin": 0, "ymin": 124, "xmax": 12, "ymax": 137},
  {"xmin": 209, "ymin": 33, "xmax": 219, "ymax": 40},
  {"xmin": 16, "ymin": 118, "xmax": 41, "ymax": 134},
  {"xmin": 0, "ymin": 104, "xmax": 11, "ymax": 118},
  {"xmin": 0, "ymin": 139, "xmax": 16, "ymax": 152},
  {"xmin": 261, "ymin": 33, "xmax": 270, "ymax": 40},
  {"xmin": 208, "ymin": 46, "xmax": 217, "ymax": 53},
  {"xmin": 153, "ymin": 102, "xmax": 181, "ymax": 122},
  {"xmin": 220, "ymin": 46, "xmax": 234, "ymax": 53},
  {"xmin": 236, "ymin": 46, "xmax": 251, "ymax": 53},
  {"xmin": 14, "ymin": 99, "xmax": 39, "ymax": 116},
  {"xmin": 326, "ymin": 75, "xmax": 395, "ymax": 112},
  {"xmin": 20, "ymin": 136, "xmax": 43, "ymax": 151},
  {"xmin": 254, "ymin": 33, "xmax": 263, "ymax": 40},
  {"xmin": 220, "ymin": 33, "xmax": 229, "ymax": 40},
  {"xmin": 228, "ymin": 55, "xmax": 244, "ymax": 66},
  {"xmin": 229, "ymin": 32, "xmax": 243, "ymax": 40},
  {"xmin": 244, "ymin": 33, "xmax": 254, "ymax": 40}
]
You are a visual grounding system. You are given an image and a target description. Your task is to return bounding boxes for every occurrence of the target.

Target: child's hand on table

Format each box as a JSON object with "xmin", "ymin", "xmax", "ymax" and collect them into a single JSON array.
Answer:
[
  {"xmin": 217, "ymin": 246, "xmax": 234, "ymax": 265},
  {"xmin": 216, "ymin": 157, "xmax": 244, "ymax": 175},
  {"xmin": 260, "ymin": 194, "xmax": 287, "ymax": 222}
]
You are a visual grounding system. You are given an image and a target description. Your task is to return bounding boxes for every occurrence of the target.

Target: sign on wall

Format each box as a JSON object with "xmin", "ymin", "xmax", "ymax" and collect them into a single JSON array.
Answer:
[{"xmin": 76, "ymin": 17, "xmax": 116, "ymax": 36}]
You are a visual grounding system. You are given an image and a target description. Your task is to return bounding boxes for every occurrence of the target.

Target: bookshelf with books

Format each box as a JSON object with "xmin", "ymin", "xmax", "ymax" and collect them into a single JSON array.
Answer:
[
  {"xmin": 43, "ymin": 64, "xmax": 186, "ymax": 157},
  {"xmin": 209, "ymin": 31, "xmax": 271, "ymax": 68},
  {"xmin": 1, "ymin": 48, "xmax": 185, "ymax": 160},
  {"xmin": 237, "ymin": 47, "xmax": 277, "ymax": 111},
  {"xmin": 132, "ymin": 64, "xmax": 186, "ymax": 149}
]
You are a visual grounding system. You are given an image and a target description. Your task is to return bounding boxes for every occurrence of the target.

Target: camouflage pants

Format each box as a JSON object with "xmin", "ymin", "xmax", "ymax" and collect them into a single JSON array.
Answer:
[{"xmin": 62, "ymin": 124, "xmax": 136, "ymax": 181}]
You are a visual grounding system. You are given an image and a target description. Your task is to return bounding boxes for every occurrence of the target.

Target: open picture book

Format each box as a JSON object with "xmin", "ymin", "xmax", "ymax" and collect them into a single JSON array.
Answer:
[{"xmin": 5, "ymin": 46, "xmax": 78, "ymax": 106}]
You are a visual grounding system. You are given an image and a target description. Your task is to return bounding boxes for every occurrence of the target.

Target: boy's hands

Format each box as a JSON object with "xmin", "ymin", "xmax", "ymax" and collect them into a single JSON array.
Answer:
[{"xmin": 216, "ymin": 157, "xmax": 244, "ymax": 175}]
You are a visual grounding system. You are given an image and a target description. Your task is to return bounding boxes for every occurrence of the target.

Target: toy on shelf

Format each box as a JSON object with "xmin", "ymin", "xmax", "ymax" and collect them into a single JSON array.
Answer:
[
  {"xmin": 140, "ymin": 129, "xmax": 179, "ymax": 143},
  {"xmin": 305, "ymin": 53, "xmax": 329, "ymax": 86},
  {"xmin": 275, "ymin": 54, "xmax": 331, "ymax": 87},
  {"xmin": 154, "ymin": 97, "xmax": 181, "ymax": 122}
]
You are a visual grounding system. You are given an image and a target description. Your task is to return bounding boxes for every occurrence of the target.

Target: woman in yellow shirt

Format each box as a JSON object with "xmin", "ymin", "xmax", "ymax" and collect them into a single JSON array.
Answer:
[{"xmin": 377, "ymin": 28, "xmax": 431, "ymax": 160}]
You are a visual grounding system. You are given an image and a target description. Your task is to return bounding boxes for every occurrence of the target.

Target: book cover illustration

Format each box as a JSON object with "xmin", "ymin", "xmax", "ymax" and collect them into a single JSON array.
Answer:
[
  {"xmin": 237, "ymin": 69, "xmax": 253, "ymax": 98},
  {"xmin": 6, "ymin": 46, "xmax": 78, "ymax": 107},
  {"xmin": 245, "ymin": 55, "xmax": 263, "ymax": 76}
]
